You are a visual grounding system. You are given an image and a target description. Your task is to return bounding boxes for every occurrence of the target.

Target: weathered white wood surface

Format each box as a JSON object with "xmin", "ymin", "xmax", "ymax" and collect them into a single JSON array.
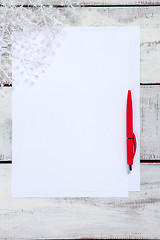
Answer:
[
  {"xmin": 0, "ymin": 88, "xmax": 11, "ymax": 161},
  {"xmin": 0, "ymin": 0, "xmax": 160, "ymax": 6},
  {"xmin": 141, "ymin": 85, "xmax": 160, "ymax": 160},
  {"xmin": 0, "ymin": 3, "xmax": 160, "ymax": 240},
  {"xmin": 0, "ymin": 86, "xmax": 159, "ymax": 161},
  {"xmin": 1, "ymin": 6, "xmax": 160, "ymax": 161},
  {"xmin": 0, "ymin": 164, "xmax": 159, "ymax": 239},
  {"xmin": 1, "ymin": 7, "xmax": 160, "ymax": 84}
]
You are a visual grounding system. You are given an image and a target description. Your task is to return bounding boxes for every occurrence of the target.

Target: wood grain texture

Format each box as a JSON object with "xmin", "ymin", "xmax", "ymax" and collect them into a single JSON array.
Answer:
[
  {"xmin": 0, "ymin": 163, "xmax": 159, "ymax": 239},
  {"xmin": 141, "ymin": 85, "xmax": 160, "ymax": 160},
  {"xmin": 0, "ymin": 7, "xmax": 160, "ymax": 161},
  {"xmin": 0, "ymin": 86, "xmax": 159, "ymax": 162},
  {"xmin": 0, "ymin": 0, "xmax": 160, "ymax": 6},
  {"xmin": 0, "ymin": 88, "xmax": 11, "ymax": 161},
  {"xmin": 1, "ymin": 7, "xmax": 160, "ymax": 84},
  {"xmin": 0, "ymin": 4, "xmax": 159, "ymax": 240}
]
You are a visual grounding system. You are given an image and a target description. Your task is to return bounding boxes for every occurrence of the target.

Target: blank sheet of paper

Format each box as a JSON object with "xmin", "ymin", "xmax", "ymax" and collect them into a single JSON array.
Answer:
[{"xmin": 12, "ymin": 27, "xmax": 130, "ymax": 197}]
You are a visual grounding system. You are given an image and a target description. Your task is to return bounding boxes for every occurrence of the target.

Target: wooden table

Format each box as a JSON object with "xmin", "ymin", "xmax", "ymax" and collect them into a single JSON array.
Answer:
[{"xmin": 0, "ymin": 0, "xmax": 160, "ymax": 239}]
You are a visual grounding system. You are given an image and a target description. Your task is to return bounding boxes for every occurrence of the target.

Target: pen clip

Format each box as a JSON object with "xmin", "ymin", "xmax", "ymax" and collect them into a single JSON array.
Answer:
[{"xmin": 132, "ymin": 132, "xmax": 137, "ymax": 160}]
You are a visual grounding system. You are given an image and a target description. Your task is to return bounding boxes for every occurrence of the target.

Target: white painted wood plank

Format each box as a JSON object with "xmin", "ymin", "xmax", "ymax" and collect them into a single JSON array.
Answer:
[
  {"xmin": 0, "ymin": 88, "xmax": 11, "ymax": 161},
  {"xmin": 141, "ymin": 85, "xmax": 160, "ymax": 160},
  {"xmin": 0, "ymin": 163, "xmax": 159, "ymax": 239},
  {"xmin": 0, "ymin": 0, "xmax": 160, "ymax": 6},
  {"xmin": 1, "ymin": 7, "xmax": 160, "ymax": 83},
  {"xmin": 0, "ymin": 86, "xmax": 159, "ymax": 161}
]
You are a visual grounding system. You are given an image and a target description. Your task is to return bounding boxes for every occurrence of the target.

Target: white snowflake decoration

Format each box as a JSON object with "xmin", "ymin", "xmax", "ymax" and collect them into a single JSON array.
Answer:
[{"xmin": 0, "ymin": 0, "xmax": 79, "ymax": 87}]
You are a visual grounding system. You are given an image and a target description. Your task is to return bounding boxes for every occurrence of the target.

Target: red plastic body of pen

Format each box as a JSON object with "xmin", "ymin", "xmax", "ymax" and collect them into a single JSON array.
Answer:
[{"xmin": 126, "ymin": 90, "xmax": 137, "ymax": 171}]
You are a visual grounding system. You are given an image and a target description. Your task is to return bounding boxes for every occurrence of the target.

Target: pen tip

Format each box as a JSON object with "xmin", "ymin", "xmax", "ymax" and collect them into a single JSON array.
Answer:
[{"xmin": 129, "ymin": 165, "xmax": 132, "ymax": 171}]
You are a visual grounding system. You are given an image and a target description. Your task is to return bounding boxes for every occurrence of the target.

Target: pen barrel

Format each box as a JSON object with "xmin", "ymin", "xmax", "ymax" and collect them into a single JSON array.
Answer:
[{"xmin": 127, "ymin": 138, "xmax": 133, "ymax": 165}]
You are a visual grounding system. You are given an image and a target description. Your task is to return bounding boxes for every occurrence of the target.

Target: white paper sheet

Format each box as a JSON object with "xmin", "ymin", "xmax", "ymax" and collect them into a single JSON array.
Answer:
[
  {"xmin": 12, "ymin": 27, "xmax": 132, "ymax": 197},
  {"xmin": 12, "ymin": 28, "xmax": 128, "ymax": 197}
]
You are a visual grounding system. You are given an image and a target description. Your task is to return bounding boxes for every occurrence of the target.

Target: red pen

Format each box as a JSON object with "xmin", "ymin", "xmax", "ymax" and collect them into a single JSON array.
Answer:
[{"xmin": 126, "ymin": 90, "xmax": 137, "ymax": 171}]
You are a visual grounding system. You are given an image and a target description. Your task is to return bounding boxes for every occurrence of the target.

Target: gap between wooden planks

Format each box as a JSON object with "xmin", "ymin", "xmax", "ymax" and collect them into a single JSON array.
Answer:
[
  {"xmin": 0, "ymin": 163, "xmax": 160, "ymax": 239},
  {"xmin": 0, "ymin": 4, "xmax": 159, "ymax": 239},
  {"xmin": 0, "ymin": 85, "xmax": 160, "ymax": 163},
  {"xmin": 0, "ymin": 0, "xmax": 160, "ymax": 6},
  {"xmin": 2, "ymin": 83, "xmax": 160, "ymax": 87},
  {"xmin": 1, "ymin": 6, "xmax": 160, "ymax": 84},
  {"xmin": 0, "ymin": 5, "xmax": 160, "ymax": 163},
  {"xmin": 0, "ymin": 4, "xmax": 160, "ymax": 7}
]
